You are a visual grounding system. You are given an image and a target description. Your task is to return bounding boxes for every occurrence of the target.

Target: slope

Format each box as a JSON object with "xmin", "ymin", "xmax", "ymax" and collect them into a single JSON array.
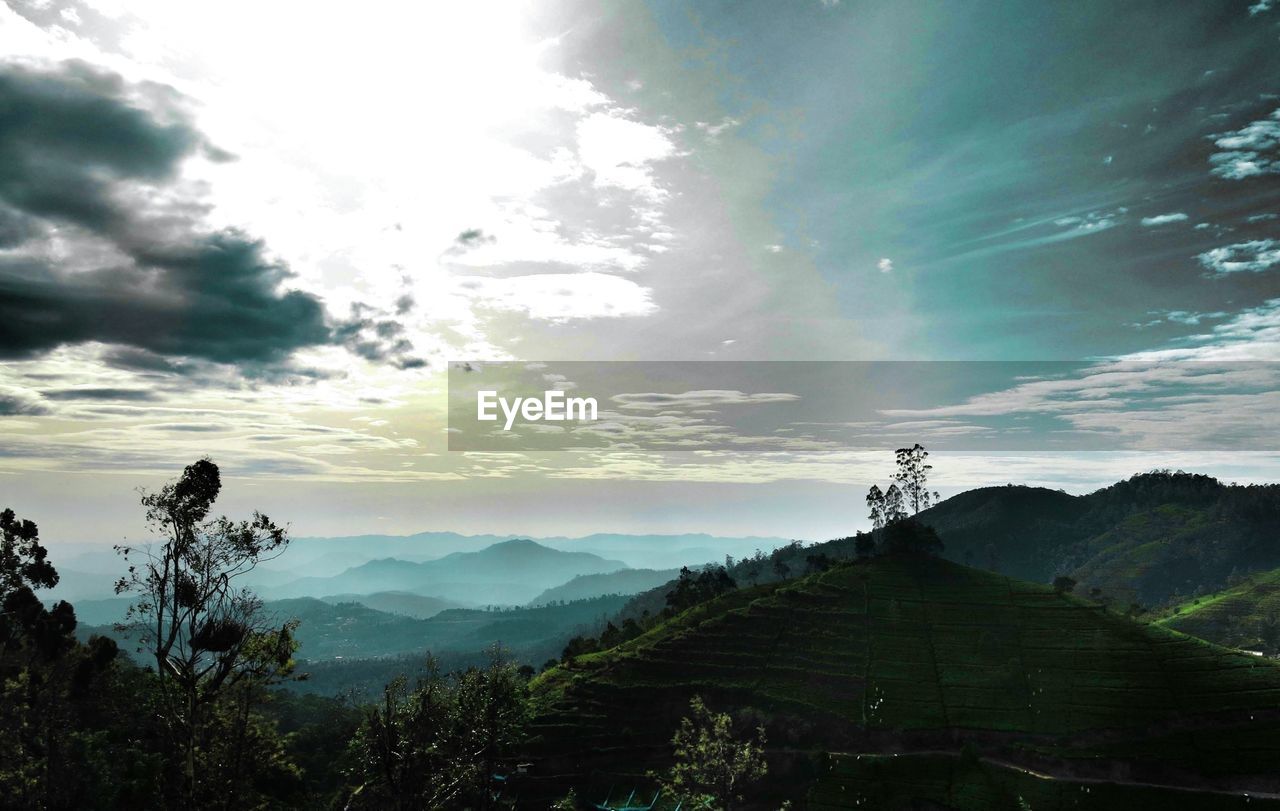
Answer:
[
  {"xmin": 1158, "ymin": 567, "xmax": 1280, "ymax": 651},
  {"xmin": 914, "ymin": 472, "xmax": 1280, "ymax": 605},
  {"xmin": 527, "ymin": 568, "xmax": 681, "ymax": 606},
  {"xmin": 520, "ymin": 556, "xmax": 1280, "ymax": 805}
]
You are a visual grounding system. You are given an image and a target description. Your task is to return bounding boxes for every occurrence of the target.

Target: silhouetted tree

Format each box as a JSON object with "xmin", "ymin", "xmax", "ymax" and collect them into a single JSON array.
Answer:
[
  {"xmin": 666, "ymin": 566, "xmax": 737, "ymax": 615},
  {"xmin": 883, "ymin": 484, "xmax": 908, "ymax": 524},
  {"xmin": 114, "ymin": 458, "xmax": 299, "ymax": 806},
  {"xmin": 881, "ymin": 520, "xmax": 944, "ymax": 558},
  {"xmin": 894, "ymin": 443, "xmax": 940, "ymax": 515},
  {"xmin": 866, "ymin": 485, "xmax": 886, "ymax": 531},
  {"xmin": 1053, "ymin": 576, "xmax": 1077, "ymax": 595}
]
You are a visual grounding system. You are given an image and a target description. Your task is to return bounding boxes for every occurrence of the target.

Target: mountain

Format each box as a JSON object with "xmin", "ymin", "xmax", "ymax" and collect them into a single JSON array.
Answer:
[
  {"xmin": 915, "ymin": 472, "xmax": 1280, "ymax": 605},
  {"xmin": 527, "ymin": 568, "xmax": 681, "ymax": 606},
  {"xmin": 517, "ymin": 556, "xmax": 1280, "ymax": 806},
  {"xmin": 251, "ymin": 530, "xmax": 791, "ymax": 580},
  {"xmin": 81, "ymin": 592, "xmax": 631, "ymax": 665},
  {"xmin": 1158, "ymin": 567, "xmax": 1280, "ymax": 652},
  {"xmin": 319, "ymin": 591, "xmax": 464, "ymax": 618},
  {"xmin": 268, "ymin": 539, "xmax": 629, "ymax": 604}
]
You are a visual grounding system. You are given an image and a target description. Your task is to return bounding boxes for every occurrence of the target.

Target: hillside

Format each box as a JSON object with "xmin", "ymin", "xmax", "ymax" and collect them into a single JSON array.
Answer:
[
  {"xmin": 319, "ymin": 591, "xmax": 463, "ymax": 618},
  {"xmin": 1158, "ymin": 568, "xmax": 1280, "ymax": 652},
  {"xmin": 518, "ymin": 556, "xmax": 1280, "ymax": 806},
  {"xmin": 915, "ymin": 472, "xmax": 1280, "ymax": 605},
  {"xmin": 269, "ymin": 539, "xmax": 628, "ymax": 604},
  {"xmin": 527, "ymin": 568, "xmax": 681, "ymax": 606}
]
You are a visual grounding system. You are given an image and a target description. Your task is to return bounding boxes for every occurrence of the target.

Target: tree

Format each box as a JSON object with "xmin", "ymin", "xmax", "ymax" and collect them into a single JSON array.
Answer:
[
  {"xmin": 666, "ymin": 566, "xmax": 737, "ymax": 615},
  {"xmin": 114, "ymin": 458, "xmax": 299, "ymax": 806},
  {"xmin": 1052, "ymin": 576, "xmax": 1077, "ymax": 595},
  {"xmin": 347, "ymin": 650, "xmax": 530, "ymax": 810},
  {"xmin": 0, "ymin": 510, "xmax": 155, "ymax": 810},
  {"xmin": 854, "ymin": 533, "xmax": 876, "ymax": 559},
  {"xmin": 880, "ymin": 520, "xmax": 944, "ymax": 558},
  {"xmin": 805, "ymin": 553, "xmax": 833, "ymax": 574},
  {"xmin": 661, "ymin": 696, "xmax": 767, "ymax": 811},
  {"xmin": 883, "ymin": 484, "xmax": 908, "ymax": 524},
  {"xmin": 866, "ymin": 485, "xmax": 886, "ymax": 531},
  {"xmin": 894, "ymin": 444, "xmax": 940, "ymax": 515}
]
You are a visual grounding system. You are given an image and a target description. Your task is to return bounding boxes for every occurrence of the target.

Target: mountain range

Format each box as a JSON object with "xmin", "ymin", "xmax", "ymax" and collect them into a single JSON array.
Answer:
[{"xmin": 266, "ymin": 539, "xmax": 628, "ymax": 605}]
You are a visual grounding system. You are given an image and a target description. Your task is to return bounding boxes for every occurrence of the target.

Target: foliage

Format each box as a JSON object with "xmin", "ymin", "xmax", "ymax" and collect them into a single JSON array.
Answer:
[
  {"xmin": 665, "ymin": 565, "xmax": 738, "ymax": 616},
  {"xmin": 660, "ymin": 695, "xmax": 767, "ymax": 811},
  {"xmin": 113, "ymin": 458, "xmax": 303, "ymax": 808},
  {"xmin": 345, "ymin": 650, "xmax": 531, "ymax": 810},
  {"xmin": 880, "ymin": 520, "xmax": 944, "ymax": 557}
]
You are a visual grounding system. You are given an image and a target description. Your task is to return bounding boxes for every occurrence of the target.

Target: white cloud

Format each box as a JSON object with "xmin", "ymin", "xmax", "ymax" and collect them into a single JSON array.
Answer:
[
  {"xmin": 455, "ymin": 272, "xmax": 657, "ymax": 322},
  {"xmin": 1209, "ymin": 108, "xmax": 1280, "ymax": 179},
  {"xmin": 1249, "ymin": 0, "xmax": 1274, "ymax": 15},
  {"xmin": 576, "ymin": 111, "xmax": 677, "ymax": 200},
  {"xmin": 695, "ymin": 117, "xmax": 741, "ymax": 141},
  {"xmin": 1140, "ymin": 212, "xmax": 1188, "ymax": 226},
  {"xmin": 877, "ymin": 257, "xmax": 893, "ymax": 273},
  {"xmin": 1197, "ymin": 239, "xmax": 1280, "ymax": 275}
]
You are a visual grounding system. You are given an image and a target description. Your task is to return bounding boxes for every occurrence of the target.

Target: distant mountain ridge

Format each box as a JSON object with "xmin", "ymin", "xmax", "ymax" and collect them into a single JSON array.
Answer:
[
  {"xmin": 80, "ymin": 591, "xmax": 632, "ymax": 663},
  {"xmin": 269, "ymin": 539, "xmax": 629, "ymax": 605},
  {"xmin": 527, "ymin": 568, "xmax": 682, "ymax": 606}
]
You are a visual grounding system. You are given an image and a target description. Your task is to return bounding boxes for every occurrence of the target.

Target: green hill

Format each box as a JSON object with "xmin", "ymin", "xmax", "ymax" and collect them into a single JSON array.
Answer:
[
  {"xmin": 1158, "ymin": 568, "xmax": 1280, "ymax": 652},
  {"xmin": 519, "ymin": 556, "xmax": 1280, "ymax": 807},
  {"xmin": 527, "ymin": 568, "xmax": 682, "ymax": 606},
  {"xmin": 913, "ymin": 472, "xmax": 1280, "ymax": 606}
]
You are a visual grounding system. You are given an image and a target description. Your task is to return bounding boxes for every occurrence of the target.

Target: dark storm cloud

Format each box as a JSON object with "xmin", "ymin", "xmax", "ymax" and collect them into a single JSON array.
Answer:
[{"xmin": 0, "ymin": 61, "xmax": 393, "ymax": 368}]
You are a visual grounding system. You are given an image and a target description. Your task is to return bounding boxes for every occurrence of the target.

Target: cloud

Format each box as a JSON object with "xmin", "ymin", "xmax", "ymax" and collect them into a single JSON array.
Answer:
[
  {"xmin": 612, "ymin": 390, "xmax": 801, "ymax": 411},
  {"xmin": 576, "ymin": 111, "xmax": 676, "ymax": 201},
  {"xmin": 455, "ymin": 272, "xmax": 657, "ymax": 321},
  {"xmin": 42, "ymin": 387, "xmax": 159, "ymax": 401},
  {"xmin": 1250, "ymin": 0, "xmax": 1274, "ymax": 15},
  {"xmin": 877, "ymin": 257, "xmax": 894, "ymax": 273},
  {"xmin": 1140, "ymin": 212, "xmax": 1188, "ymax": 226},
  {"xmin": 0, "ymin": 61, "xmax": 337, "ymax": 366},
  {"xmin": 1197, "ymin": 239, "xmax": 1280, "ymax": 275},
  {"xmin": 1209, "ymin": 108, "xmax": 1280, "ymax": 179},
  {"xmin": 0, "ymin": 386, "xmax": 49, "ymax": 416}
]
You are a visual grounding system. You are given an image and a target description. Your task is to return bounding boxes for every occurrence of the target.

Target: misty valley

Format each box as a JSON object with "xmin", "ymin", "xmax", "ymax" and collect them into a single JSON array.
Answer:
[{"xmin": 7, "ymin": 458, "xmax": 1280, "ymax": 809}]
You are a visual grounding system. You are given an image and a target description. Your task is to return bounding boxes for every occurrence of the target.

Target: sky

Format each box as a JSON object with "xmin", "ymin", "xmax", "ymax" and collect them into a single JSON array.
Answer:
[{"xmin": 1, "ymin": 0, "xmax": 1279, "ymax": 545}]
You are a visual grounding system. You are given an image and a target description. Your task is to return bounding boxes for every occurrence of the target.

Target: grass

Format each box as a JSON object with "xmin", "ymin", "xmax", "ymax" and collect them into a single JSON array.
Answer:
[{"xmin": 1158, "ymin": 568, "xmax": 1280, "ymax": 646}]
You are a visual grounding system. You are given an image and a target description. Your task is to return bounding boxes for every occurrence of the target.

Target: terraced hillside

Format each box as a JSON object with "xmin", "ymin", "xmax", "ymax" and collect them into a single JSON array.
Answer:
[
  {"xmin": 1159, "ymin": 567, "xmax": 1280, "ymax": 651},
  {"xmin": 520, "ymin": 557, "xmax": 1280, "ymax": 807}
]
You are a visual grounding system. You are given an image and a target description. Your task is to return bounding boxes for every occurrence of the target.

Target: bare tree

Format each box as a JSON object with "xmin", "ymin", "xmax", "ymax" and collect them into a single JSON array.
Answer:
[{"xmin": 114, "ymin": 459, "xmax": 297, "ymax": 805}]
